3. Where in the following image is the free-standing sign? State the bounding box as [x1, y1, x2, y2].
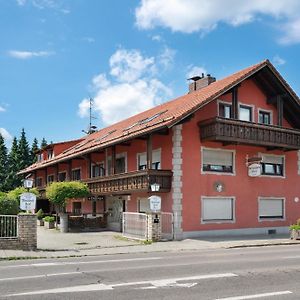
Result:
[20, 193, 37, 210]
[248, 163, 262, 177]
[148, 195, 161, 212]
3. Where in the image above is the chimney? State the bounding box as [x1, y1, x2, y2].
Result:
[188, 74, 216, 93]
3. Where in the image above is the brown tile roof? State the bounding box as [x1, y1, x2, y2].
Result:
[20, 59, 296, 174]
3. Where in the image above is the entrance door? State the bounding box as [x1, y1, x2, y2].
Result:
[106, 197, 124, 231]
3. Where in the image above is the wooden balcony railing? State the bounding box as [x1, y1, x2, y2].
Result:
[199, 117, 300, 150]
[82, 169, 173, 195]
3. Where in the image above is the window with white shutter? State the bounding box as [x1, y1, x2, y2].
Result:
[202, 197, 234, 223]
[258, 198, 284, 220]
[202, 148, 234, 174]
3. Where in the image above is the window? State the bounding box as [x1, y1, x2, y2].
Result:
[202, 197, 234, 222]
[219, 102, 232, 119]
[71, 169, 81, 181]
[72, 202, 82, 215]
[58, 172, 66, 182]
[47, 149, 54, 159]
[47, 175, 54, 184]
[36, 177, 43, 187]
[258, 198, 284, 220]
[259, 110, 271, 125]
[116, 157, 126, 174]
[239, 105, 252, 122]
[261, 154, 284, 177]
[91, 162, 105, 178]
[137, 149, 161, 170]
[139, 198, 151, 213]
[37, 153, 43, 162]
[202, 148, 234, 174]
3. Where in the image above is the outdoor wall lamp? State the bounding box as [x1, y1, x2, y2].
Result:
[150, 183, 160, 192]
[23, 178, 34, 189]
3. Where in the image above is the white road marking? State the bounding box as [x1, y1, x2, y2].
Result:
[283, 256, 300, 259]
[6, 273, 238, 296]
[215, 290, 293, 300]
[139, 282, 198, 289]
[0, 257, 162, 268]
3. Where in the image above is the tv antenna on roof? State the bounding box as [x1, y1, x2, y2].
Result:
[82, 97, 98, 135]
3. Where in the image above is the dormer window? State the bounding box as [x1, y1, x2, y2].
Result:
[47, 149, 54, 159]
[37, 153, 43, 162]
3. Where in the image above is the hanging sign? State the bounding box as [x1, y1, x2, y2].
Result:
[20, 193, 37, 210]
[248, 163, 262, 177]
[148, 195, 161, 212]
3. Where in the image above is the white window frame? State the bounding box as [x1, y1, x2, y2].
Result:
[201, 147, 236, 176]
[217, 99, 232, 118]
[58, 171, 67, 182]
[258, 197, 285, 221]
[136, 148, 162, 170]
[258, 108, 273, 125]
[201, 196, 236, 224]
[71, 168, 82, 181]
[90, 161, 105, 178]
[259, 153, 285, 178]
[238, 102, 254, 122]
[47, 174, 55, 184]
[106, 152, 128, 174]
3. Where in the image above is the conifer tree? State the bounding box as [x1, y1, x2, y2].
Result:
[30, 138, 39, 164]
[41, 137, 48, 149]
[6, 137, 21, 190]
[18, 128, 30, 171]
[0, 134, 8, 191]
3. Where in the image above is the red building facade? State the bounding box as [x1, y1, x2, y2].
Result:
[20, 60, 300, 238]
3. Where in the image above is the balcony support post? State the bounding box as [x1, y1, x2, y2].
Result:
[55, 164, 59, 182]
[44, 168, 48, 185]
[232, 87, 239, 119]
[85, 153, 91, 179]
[111, 146, 116, 175]
[277, 95, 283, 127]
[67, 160, 72, 181]
[146, 134, 153, 169]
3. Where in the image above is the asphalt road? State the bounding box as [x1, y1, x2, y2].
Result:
[1, 245, 300, 299]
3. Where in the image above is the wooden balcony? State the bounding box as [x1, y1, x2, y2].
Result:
[199, 117, 300, 150]
[83, 169, 173, 195]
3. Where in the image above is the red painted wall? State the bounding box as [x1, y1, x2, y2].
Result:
[181, 79, 299, 232]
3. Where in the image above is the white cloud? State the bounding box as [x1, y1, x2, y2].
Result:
[16, 0, 26, 5]
[151, 35, 162, 42]
[0, 106, 6, 112]
[8, 50, 55, 59]
[0, 128, 12, 141]
[273, 55, 286, 66]
[16, 0, 70, 14]
[109, 49, 155, 83]
[186, 65, 207, 78]
[158, 47, 176, 70]
[135, 0, 300, 43]
[78, 48, 172, 126]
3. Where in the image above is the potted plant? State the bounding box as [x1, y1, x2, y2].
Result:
[43, 216, 55, 229]
[289, 218, 300, 240]
[36, 209, 44, 226]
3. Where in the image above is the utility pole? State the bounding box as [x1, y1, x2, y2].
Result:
[82, 98, 97, 134]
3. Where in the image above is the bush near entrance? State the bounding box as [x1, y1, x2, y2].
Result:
[46, 181, 89, 212]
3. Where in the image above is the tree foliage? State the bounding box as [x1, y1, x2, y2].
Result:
[30, 138, 39, 164]
[41, 137, 48, 149]
[0, 192, 18, 215]
[46, 181, 89, 212]
[0, 134, 8, 191]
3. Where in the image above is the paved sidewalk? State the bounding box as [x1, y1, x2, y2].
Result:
[1, 227, 300, 260]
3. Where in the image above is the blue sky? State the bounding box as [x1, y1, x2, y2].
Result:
[1, 0, 300, 147]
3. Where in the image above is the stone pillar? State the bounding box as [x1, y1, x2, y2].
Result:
[172, 125, 183, 240]
[146, 213, 162, 242]
[18, 214, 37, 251]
